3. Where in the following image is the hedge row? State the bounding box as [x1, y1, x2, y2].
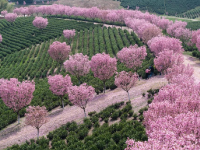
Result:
[0, 17, 99, 58]
[7, 102, 148, 150]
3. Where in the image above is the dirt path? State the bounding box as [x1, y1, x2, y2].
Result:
[1, 54, 199, 149]
[183, 54, 200, 83]
[0, 76, 167, 149]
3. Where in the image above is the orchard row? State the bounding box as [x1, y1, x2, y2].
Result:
[0, 27, 145, 81]
[0, 17, 98, 58]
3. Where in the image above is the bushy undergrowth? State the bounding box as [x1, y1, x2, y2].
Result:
[0, 17, 155, 131]
[7, 102, 148, 150]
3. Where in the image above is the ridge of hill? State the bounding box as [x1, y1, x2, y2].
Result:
[117, 0, 200, 16]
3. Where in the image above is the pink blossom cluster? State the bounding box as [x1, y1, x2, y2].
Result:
[191, 29, 200, 51]
[90, 53, 117, 82]
[68, 83, 95, 117]
[154, 49, 184, 73]
[0, 34, 2, 43]
[0, 78, 35, 113]
[48, 74, 72, 96]
[25, 105, 49, 138]
[11, 4, 198, 45]
[5, 13, 17, 23]
[126, 49, 200, 148]
[1, 10, 7, 16]
[114, 71, 138, 93]
[147, 36, 183, 56]
[32, 16, 48, 29]
[63, 29, 76, 39]
[117, 44, 147, 71]
[48, 41, 71, 64]
[165, 64, 194, 83]
[63, 53, 90, 80]
[25, 105, 49, 129]
[125, 18, 162, 43]
[10, 5, 170, 31]
[167, 21, 187, 36]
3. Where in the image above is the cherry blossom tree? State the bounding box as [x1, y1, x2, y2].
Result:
[167, 21, 187, 37]
[25, 106, 49, 139]
[117, 44, 147, 72]
[68, 83, 95, 117]
[147, 36, 184, 56]
[142, 25, 162, 43]
[196, 35, 200, 51]
[115, 71, 138, 101]
[63, 29, 76, 39]
[48, 41, 71, 70]
[0, 78, 35, 124]
[106, 11, 119, 23]
[5, 13, 17, 23]
[1, 10, 7, 17]
[48, 74, 72, 108]
[0, 34, 2, 43]
[191, 29, 200, 45]
[32, 17, 48, 29]
[90, 53, 117, 93]
[63, 53, 90, 84]
[154, 49, 184, 74]
[165, 64, 194, 83]
[23, 1, 26, 5]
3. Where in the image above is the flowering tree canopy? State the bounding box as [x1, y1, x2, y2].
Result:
[63, 53, 90, 83]
[154, 49, 184, 74]
[68, 83, 95, 117]
[48, 41, 71, 65]
[115, 71, 138, 101]
[48, 74, 72, 108]
[63, 29, 76, 39]
[90, 53, 117, 93]
[0, 78, 35, 124]
[0, 34, 2, 43]
[117, 44, 147, 71]
[1, 10, 7, 16]
[25, 106, 49, 139]
[147, 36, 183, 56]
[32, 17, 48, 29]
[165, 64, 194, 83]
[5, 13, 17, 23]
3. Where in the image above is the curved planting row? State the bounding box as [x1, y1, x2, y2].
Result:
[0, 17, 98, 58]
[7, 102, 148, 150]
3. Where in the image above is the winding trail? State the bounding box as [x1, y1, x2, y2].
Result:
[1, 54, 200, 149]
[0, 76, 167, 149]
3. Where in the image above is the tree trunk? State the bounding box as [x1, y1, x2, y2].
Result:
[103, 81, 106, 93]
[60, 96, 64, 109]
[17, 112, 20, 124]
[37, 128, 39, 139]
[83, 108, 87, 118]
[60, 63, 62, 72]
[127, 91, 130, 102]
[78, 77, 80, 85]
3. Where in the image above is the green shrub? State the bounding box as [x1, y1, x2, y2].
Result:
[133, 113, 138, 120]
[120, 113, 128, 120]
[91, 116, 99, 124]
[139, 115, 144, 122]
[128, 110, 134, 117]
[88, 111, 96, 117]
[94, 122, 100, 128]
[111, 111, 120, 120]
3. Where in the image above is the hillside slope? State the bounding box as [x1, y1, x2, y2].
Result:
[119, 0, 200, 16]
